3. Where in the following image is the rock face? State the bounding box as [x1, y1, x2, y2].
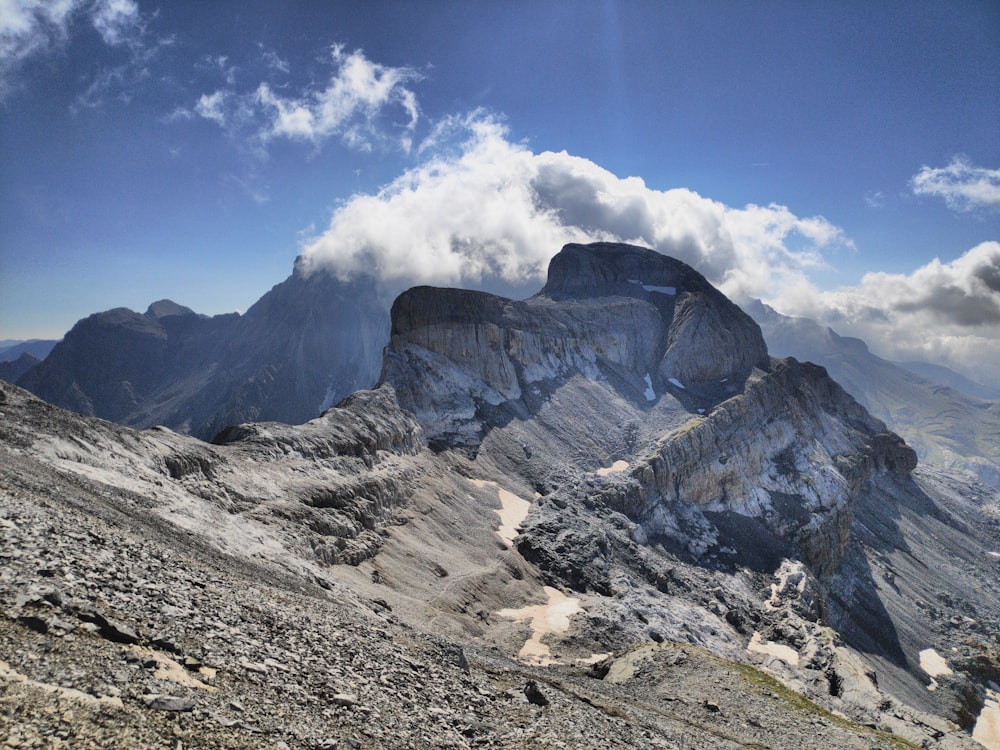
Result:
[560, 358, 916, 580]
[16, 261, 388, 440]
[382, 242, 769, 450]
[384, 242, 914, 582]
[746, 299, 1000, 491]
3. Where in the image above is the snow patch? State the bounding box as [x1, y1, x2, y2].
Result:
[667, 377, 685, 390]
[919, 648, 953, 679]
[974, 683, 1000, 749]
[643, 373, 656, 401]
[498, 587, 582, 666]
[747, 632, 800, 666]
[469, 479, 531, 547]
[628, 279, 676, 295]
[596, 460, 629, 477]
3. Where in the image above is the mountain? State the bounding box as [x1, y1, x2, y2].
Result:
[893, 360, 1000, 402]
[0, 351, 40, 382]
[2, 242, 998, 748]
[746, 300, 1000, 492]
[0, 338, 58, 362]
[15, 260, 387, 440]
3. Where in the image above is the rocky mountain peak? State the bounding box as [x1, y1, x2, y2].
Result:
[382, 242, 770, 449]
[145, 299, 197, 320]
[539, 241, 710, 300]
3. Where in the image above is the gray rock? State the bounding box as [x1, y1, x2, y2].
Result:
[143, 694, 196, 712]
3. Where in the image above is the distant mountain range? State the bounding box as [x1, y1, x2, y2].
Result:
[14, 260, 387, 440]
[7, 256, 998, 498]
[745, 300, 1000, 490]
[0, 338, 58, 362]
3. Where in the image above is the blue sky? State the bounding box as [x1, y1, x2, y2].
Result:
[1, 1, 998, 383]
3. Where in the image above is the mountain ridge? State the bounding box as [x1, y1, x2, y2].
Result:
[16, 264, 387, 440]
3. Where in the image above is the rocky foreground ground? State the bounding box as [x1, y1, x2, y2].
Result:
[2, 413, 927, 750]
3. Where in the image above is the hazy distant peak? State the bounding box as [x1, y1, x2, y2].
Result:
[145, 300, 197, 319]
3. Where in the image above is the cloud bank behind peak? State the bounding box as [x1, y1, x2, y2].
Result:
[299, 112, 1000, 389]
[299, 112, 847, 303]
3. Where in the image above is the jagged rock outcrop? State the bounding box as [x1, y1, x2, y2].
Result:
[17, 261, 388, 440]
[746, 299, 1000, 491]
[381, 242, 770, 450]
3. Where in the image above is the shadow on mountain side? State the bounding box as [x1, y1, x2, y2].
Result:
[703, 511, 797, 574]
[828, 540, 908, 668]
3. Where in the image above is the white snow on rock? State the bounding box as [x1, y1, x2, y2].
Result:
[469, 479, 531, 547]
[747, 632, 800, 666]
[628, 280, 676, 295]
[973, 682, 1000, 749]
[919, 648, 953, 689]
[667, 377, 685, 390]
[498, 586, 582, 666]
[643, 373, 656, 401]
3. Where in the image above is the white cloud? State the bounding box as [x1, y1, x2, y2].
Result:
[300, 110, 999, 387]
[194, 43, 421, 154]
[911, 156, 1000, 212]
[0, 0, 155, 105]
[782, 242, 1000, 388]
[864, 191, 885, 209]
[194, 90, 227, 125]
[0, 0, 81, 98]
[299, 111, 850, 304]
[91, 0, 141, 47]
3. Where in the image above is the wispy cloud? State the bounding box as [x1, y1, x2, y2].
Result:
[91, 0, 143, 48]
[191, 43, 421, 155]
[0, 0, 160, 107]
[911, 156, 1000, 212]
[194, 90, 227, 125]
[0, 0, 81, 100]
[864, 190, 885, 209]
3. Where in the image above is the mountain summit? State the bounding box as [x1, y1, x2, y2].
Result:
[16, 262, 387, 439]
[382, 242, 769, 450]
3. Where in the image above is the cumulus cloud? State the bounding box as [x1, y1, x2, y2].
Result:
[911, 156, 1000, 212]
[299, 111, 999, 386]
[194, 43, 421, 154]
[784, 242, 1000, 388]
[299, 111, 849, 303]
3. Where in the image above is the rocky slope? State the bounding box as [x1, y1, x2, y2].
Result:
[3, 242, 999, 748]
[746, 300, 1000, 491]
[16, 261, 387, 440]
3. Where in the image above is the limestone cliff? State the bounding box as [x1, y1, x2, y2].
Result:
[381, 242, 770, 450]
[383, 241, 916, 586]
